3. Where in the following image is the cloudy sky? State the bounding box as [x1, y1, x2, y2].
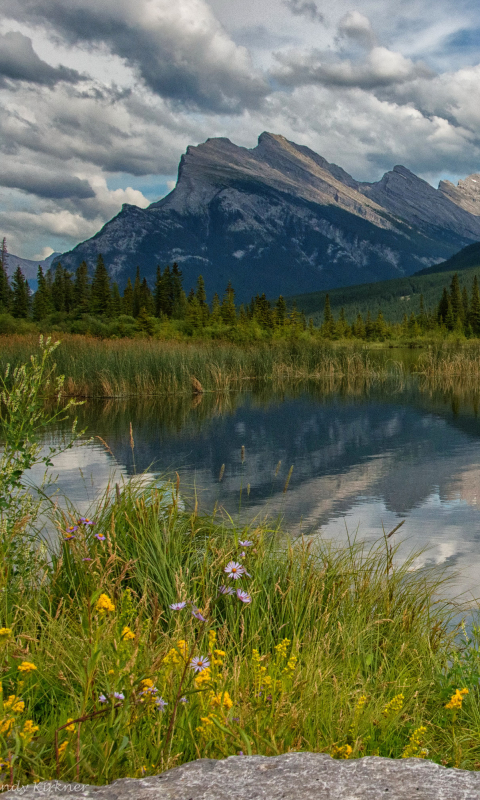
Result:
[2, 0, 480, 259]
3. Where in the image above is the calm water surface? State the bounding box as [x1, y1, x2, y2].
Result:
[39, 378, 480, 598]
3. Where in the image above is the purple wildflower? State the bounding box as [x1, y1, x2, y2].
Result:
[191, 607, 206, 622]
[113, 692, 125, 701]
[94, 533, 106, 542]
[169, 601, 187, 610]
[180, 696, 188, 704]
[79, 518, 95, 526]
[190, 656, 210, 673]
[98, 694, 107, 704]
[65, 525, 78, 534]
[155, 697, 168, 711]
[224, 561, 245, 579]
[236, 589, 252, 604]
[63, 534, 76, 541]
[239, 551, 246, 558]
[218, 585, 235, 596]
[239, 540, 253, 547]
[232, 717, 240, 722]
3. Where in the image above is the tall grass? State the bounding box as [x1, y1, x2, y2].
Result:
[2, 340, 480, 786]
[3, 476, 480, 785]
[0, 335, 404, 397]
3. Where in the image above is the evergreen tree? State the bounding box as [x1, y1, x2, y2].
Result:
[32, 266, 52, 321]
[123, 278, 134, 316]
[221, 281, 236, 325]
[139, 277, 154, 315]
[444, 298, 455, 331]
[335, 307, 349, 338]
[438, 287, 449, 323]
[365, 310, 375, 339]
[171, 263, 185, 317]
[11, 266, 30, 318]
[353, 313, 365, 339]
[470, 276, 480, 335]
[418, 294, 426, 330]
[74, 261, 90, 314]
[64, 269, 74, 313]
[275, 295, 287, 327]
[132, 267, 141, 317]
[51, 262, 66, 312]
[210, 292, 221, 323]
[195, 275, 209, 324]
[450, 273, 462, 322]
[91, 254, 111, 316]
[0, 237, 11, 312]
[111, 282, 122, 318]
[462, 285, 469, 322]
[322, 293, 335, 337]
[136, 306, 155, 336]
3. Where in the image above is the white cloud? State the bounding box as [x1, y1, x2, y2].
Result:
[338, 11, 377, 49]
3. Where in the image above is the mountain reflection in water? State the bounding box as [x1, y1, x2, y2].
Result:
[40, 379, 480, 598]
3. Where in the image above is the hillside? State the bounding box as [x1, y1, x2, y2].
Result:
[291, 264, 480, 325]
[53, 133, 480, 302]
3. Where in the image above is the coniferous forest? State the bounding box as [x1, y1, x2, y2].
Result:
[2, 239, 480, 342]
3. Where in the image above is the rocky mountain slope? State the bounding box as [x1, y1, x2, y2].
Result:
[54, 133, 480, 300]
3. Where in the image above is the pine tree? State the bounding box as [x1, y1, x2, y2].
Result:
[132, 266, 141, 317]
[322, 293, 334, 337]
[450, 273, 462, 322]
[11, 266, 30, 318]
[0, 237, 11, 312]
[275, 295, 287, 327]
[91, 254, 111, 316]
[438, 287, 449, 323]
[32, 266, 52, 321]
[139, 277, 154, 315]
[111, 282, 122, 317]
[462, 285, 469, 322]
[365, 310, 375, 339]
[470, 276, 480, 335]
[123, 278, 134, 316]
[51, 262, 66, 312]
[74, 261, 90, 314]
[64, 269, 74, 313]
[171, 263, 185, 317]
[210, 292, 221, 323]
[195, 275, 209, 324]
[353, 313, 365, 339]
[221, 281, 236, 325]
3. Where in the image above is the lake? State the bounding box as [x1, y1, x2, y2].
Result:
[36, 374, 480, 600]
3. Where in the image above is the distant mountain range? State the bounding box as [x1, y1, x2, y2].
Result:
[5, 251, 61, 287]
[44, 131, 480, 300]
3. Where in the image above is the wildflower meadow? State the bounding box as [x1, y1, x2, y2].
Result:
[1, 338, 480, 785]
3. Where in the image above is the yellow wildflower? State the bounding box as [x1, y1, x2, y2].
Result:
[283, 654, 298, 674]
[0, 718, 14, 735]
[194, 667, 212, 687]
[445, 688, 468, 710]
[65, 718, 75, 733]
[121, 626, 135, 641]
[208, 630, 217, 647]
[275, 639, 291, 660]
[17, 661, 37, 673]
[141, 679, 154, 690]
[4, 695, 24, 714]
[263, 674, 273, 687]
[163, 648, 181, 666]
[107, 669, 115, 676]
[96, 594, 115, 613]
[382, 694, 404, 717]
[214, 649, 226, 657]
[0, 629, 12, 639]
[355, 694, 368, 713]
[209, 690, 233, 710]
[57, 741, 68, 759]
[20, 719, 39, 742]
[176, 640, 188, 659]
[402, 726, 428, 758]
[332, 744, 352, 759]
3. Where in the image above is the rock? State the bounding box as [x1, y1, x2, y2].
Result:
[53, 133, 480, 302]
[7, 753, 480, 800]
[191, 376, 204, 394]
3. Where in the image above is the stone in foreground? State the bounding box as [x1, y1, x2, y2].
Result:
[8, 753, 480, 800]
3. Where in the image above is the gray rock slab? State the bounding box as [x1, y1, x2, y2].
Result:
[7, 753, 480, 800]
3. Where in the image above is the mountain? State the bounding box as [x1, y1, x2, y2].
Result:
[54, 133, 480, 301]
[5, 251, 60, 285]
[415, 240, 480, 276]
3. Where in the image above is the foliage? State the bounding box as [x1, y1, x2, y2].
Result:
[0, 342, 480, 785]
